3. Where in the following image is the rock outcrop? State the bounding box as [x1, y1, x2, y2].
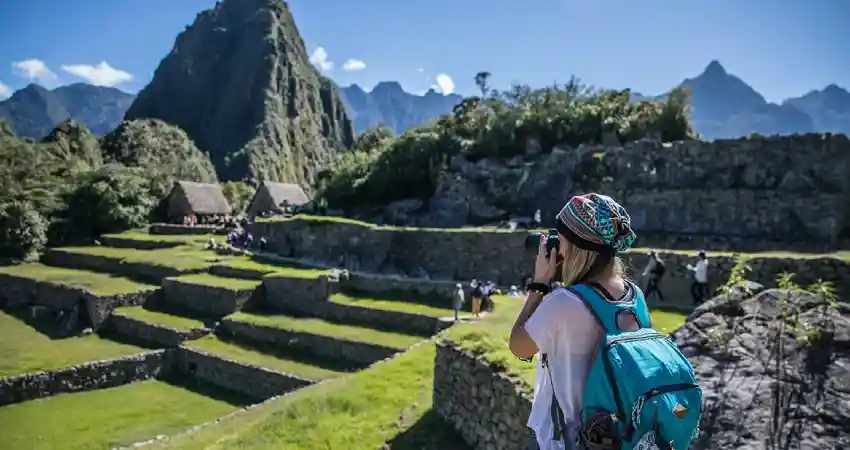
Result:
[673, 284, 850, 449]
[124, 0, 354, 185]
[411, 133, 850, 251]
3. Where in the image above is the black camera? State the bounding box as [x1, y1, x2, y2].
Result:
[525, 229, 560, 257]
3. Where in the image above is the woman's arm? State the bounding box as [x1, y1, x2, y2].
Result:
[509, 291, 545, 358]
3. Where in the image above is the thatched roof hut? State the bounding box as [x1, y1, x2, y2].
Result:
[246, 181, 310, 217]
[167, 181, 232, 218]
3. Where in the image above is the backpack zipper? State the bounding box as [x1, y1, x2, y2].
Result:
[627, 383, 701, 440]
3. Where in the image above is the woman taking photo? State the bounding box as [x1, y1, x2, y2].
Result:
[509, 193, 701, 450]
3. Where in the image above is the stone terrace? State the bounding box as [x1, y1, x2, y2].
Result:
[0, 228, 466, 447]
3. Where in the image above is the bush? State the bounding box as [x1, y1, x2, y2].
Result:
[318, 76, 694, 209]
[63, 165, 157, 237]
[0, 201, 49, 260]
[222, 180, 255, 214]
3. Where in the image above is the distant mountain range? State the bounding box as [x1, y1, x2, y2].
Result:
[1, 60, 848, 141]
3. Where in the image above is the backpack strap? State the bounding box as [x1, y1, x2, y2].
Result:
[568, 282, 651, 334]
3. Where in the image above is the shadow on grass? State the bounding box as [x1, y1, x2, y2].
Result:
[383, 409, 471, 450]
[163, 375, 257, 408]
[213, 332, 365, 374]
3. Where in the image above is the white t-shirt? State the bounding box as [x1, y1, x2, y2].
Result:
[693, 259, 708, 283]
[523, 288, 603, 450]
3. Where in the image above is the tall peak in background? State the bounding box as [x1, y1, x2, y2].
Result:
[124, 0, 354, 185]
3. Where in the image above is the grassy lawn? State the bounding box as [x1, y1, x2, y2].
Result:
[114, 306, 206, 331]
[145, 341, 469, 450]
[330, 293, 455, 318]
[227, 312, 423, 350]
[0, 263, 157, 296]
[219, 258, 328, 279]
[187, 335, 350, 381]
[0, 311, 146, 377]
[443, 295, 689, 386]
[169, 273, 261, 290]
[258, 214, 504, 233]
[55, 245, 224, 271]
[101, 231, 213, 245]
[0, 379, 245, 450]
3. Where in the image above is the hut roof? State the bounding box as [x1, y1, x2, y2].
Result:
[174, 181, 232, 215]
[262, 181, 310, 206]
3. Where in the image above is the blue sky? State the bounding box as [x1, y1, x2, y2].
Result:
[0, 0, 847, 102]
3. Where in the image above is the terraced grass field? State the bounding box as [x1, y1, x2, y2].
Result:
[115, 306, 206, 331]
[0, 263, 157, 296]
[228, 312, 424, 350]
[0, 380, 249, 450]
[169, 273, 261, 290]
[0, 311, 146, 377]
[330, 293, 455, 318]
[187, 335, 352, 381]
[144, 342, 469, 450]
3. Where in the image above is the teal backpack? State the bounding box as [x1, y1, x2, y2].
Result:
[543, 283, 702, 450]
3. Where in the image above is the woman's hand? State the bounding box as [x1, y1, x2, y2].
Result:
[533, 235, 558, 283]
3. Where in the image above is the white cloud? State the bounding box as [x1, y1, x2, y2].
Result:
[0, 81, 11, 99]
[415, 68, 425, 73]
[342, 59, 366, 71]
[309, 47, 333, 72]
[433, 73, 455, 94]
[60, 61, 133, 87]
[11, 59, 57, 84]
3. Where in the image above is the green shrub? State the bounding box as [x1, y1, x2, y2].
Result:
[318, 75, 694, 209]
[222, 181, 255, 215]
[0, 201, 49, 260]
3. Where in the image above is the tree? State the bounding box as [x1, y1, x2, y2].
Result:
[353, 125, 395, 151]
[63, 165, 156, 237]
[0, 201, 49, 260]
[474, 71, 492, 98]
[222, 181, 255, 215]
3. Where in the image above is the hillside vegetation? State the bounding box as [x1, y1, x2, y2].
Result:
[317, 74, 692, 209]
[0, 118, 216, 260]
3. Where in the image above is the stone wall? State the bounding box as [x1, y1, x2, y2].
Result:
[425, 133, 850, 250]
[101, 313, 209, 347]
[337, 272, 464, 305]
[218, 319, 398, 366]
[162, 278, 257, 317]
[149, 224, 221, 236]
[100, 236, 181, 250]
[248, 219, 850, 302]
[42, 249, 198, 282]
[0, 351, 165, 406]
[262, 275, 329, 312]
[170, 347, 312, 401]
[0, 273, 155, 329]
[433, 341, 532, 450]
[209, 265, 269, 280]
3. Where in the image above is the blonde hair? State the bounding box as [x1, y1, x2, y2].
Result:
[559, 238, 626, 286]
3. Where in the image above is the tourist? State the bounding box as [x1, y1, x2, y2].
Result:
[208, 237, 216, 249]
[507, 193, 701, 450]
[452, 283, 465, 322]
[259, 237, 267, 251]
[483, 281, 496, 312]
[687, 250, 710, 305]
[641, 250, 666, 303]
[532, 208, 542, 228]
[470, 278, 483, 320]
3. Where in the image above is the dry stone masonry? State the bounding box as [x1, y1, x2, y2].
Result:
[434, 341, 532, 450]
[42, 249, 199, 281]
[162, 277, 257, 317]
[249, 219, 850, 306]
[102, 313, 209, 347]
[0, 351, 166, 406]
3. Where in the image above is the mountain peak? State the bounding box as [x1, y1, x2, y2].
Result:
[372, 81, 404, 94]
[703, 60, 727, 77]
[124, 0, 354, 183]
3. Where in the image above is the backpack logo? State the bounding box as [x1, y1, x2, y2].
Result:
[673, 403, 688, 419]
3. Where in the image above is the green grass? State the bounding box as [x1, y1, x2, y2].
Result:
[443, 295, 689, 386]
[258, 213, 504, 233]
[186, 335, 350, 381]
[0, 311, 146, 377]
[169, 273, 261, 290]
[0, 379, 245, 450]
[219, 258, 328, 279]
[144, 341, 468, 450]
[101, 231, 213, 245]
[115, 306, 206, 331]
[55, 245, 224, 271]
[0, 263, 157, 296]
[330, 293, 455, 318]
[228, 312, 423, 350]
